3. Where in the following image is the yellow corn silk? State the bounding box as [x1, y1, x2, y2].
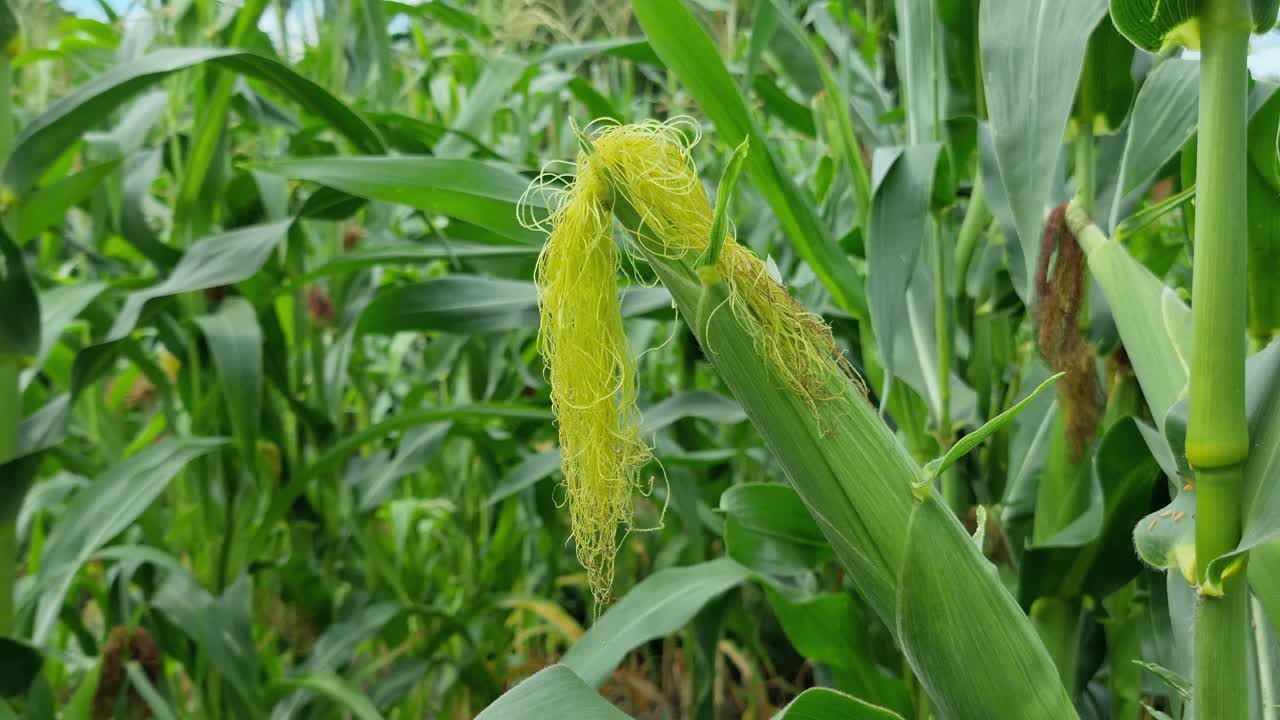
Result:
[521, 119, 849, 605]
[587, 121, 853, 410]
[523, 147, 650, 607]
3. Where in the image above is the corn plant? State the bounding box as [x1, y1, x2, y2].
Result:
[1, 0, 1279, 719]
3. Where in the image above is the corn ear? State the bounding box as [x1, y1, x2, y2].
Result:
[527, 121, 1076, 718]
[621, 199, 1076, 719]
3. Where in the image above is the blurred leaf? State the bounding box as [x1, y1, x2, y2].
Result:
[641, 391, 745, 430]
[1248, 89, 1280, 340]
[0, 0, 17, 50]
[300, 603, 401, 674]
[536, 37, 658, 65]
[485, 448, 559, 509]
[124, 661, 177, 720]
[357, 277, 539, 334]
[981, 0, 1107, 297]
[353, 423, 450, 512]
[1022, 418, 1161, 601]
[271, 673, 384, 720]
[773, 687, 905, 720]
[108, 221, 292, 342]
[562, 558, 751, 688]
[385, 0, 491, 39]
[4, 47, 383, 196]
[26, 282, 105, 379]
[475, 665, 632, 720]
[357, 277, 668, 335]
[30, 437, 225, 644]
[0, 637, 41, 698]
[0, 225, 40, 358]
[305, 243, 539, 281]
[195, 297, 262, 464]
[257, 156, 541, 245]
[153, 571, 261, 711]
[632, 0, 868, 319]
[16, 158, 121, 243]
[1250, 538, 1280, 634]
[434, 56, 525, 158]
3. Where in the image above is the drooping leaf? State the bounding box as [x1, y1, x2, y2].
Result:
[256, 156, 542, 245]
[4, 47, 383, 196]
[270, 674, 385, 720]
[561, 558, 752, 688]
[774, 687, 906, 720]
[108, 221, 292, 342]
[475, 665, 632, 720]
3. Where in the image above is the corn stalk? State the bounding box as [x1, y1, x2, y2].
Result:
[1186, 1, 1253, 715]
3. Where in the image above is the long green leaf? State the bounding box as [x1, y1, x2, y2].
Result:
[4, 47, 383, 196]
[476, 665, 633, 720]
[981, 0, 1108, 297]
[256, 156, 542, 245]
[561, 558, 752, 688]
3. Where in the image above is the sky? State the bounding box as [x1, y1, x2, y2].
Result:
[50, 0, 1280, 81]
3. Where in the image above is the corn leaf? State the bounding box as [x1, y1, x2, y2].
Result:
[475, 665, 633, 720]
[561, 558, 752, 688]
[4, 48, 384, 197]
[981, 0, 1108, 298]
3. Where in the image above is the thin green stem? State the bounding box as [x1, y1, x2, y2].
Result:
[954, 171, 990, 289]
[930, 220, 961, 512]
[1188, 2, 1253, 715]
[1255, 596, 1279, 720]
[1076, 48, 1096, 215]
[0, 357, 18, 636]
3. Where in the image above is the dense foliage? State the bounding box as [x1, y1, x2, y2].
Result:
[1, 1, 1280, 719]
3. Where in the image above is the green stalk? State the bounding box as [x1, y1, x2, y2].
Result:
[0, 357, 16, 636]
[1187, 1, 1252, 716]
[1075, 49, 1096, 216]
[0, 45, 15, 637]
[953, 171, 990, 287]
[931, 220, 961, 513]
